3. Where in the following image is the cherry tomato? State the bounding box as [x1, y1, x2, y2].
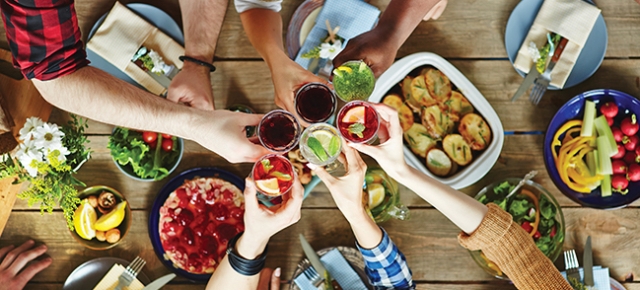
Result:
[149, 140, 157, 149]
[162, 133, 172, 139]
[550, 225, 557, 238]
[533, 231, 542, 239]
[599, 102, 619, 118]
[521, 221, 533, 233]
[161, 138, 174, 152]
[142, 131, 157, 144]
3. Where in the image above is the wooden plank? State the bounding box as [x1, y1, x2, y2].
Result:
[4, 208, 640, 284]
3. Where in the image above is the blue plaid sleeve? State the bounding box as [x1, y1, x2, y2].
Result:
[356, 227, 415, 290]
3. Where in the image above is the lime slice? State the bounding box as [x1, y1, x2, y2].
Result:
[367, 183, 386, 208]
[359, 61, 368, 72]
[270, 171, 292, 181]
[256, 178, 280, 195]
[332, 69, 343, 78]
[261, 159, 273, 172]
[337, 66, 353, 74]
[307, 136, 328, 162]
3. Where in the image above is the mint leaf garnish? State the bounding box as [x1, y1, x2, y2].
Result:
[348, 123, 365, 138]
[328, 136, 340, 156]
[307, 136, 328, 162]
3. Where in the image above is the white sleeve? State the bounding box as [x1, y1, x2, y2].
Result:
[234, 0, 283, 13]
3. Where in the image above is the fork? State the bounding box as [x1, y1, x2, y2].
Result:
[529, 37, 568, 105]
[300, 260, 323, 287]
[563, 249, 581, 282]
[114, 256, 146, 290]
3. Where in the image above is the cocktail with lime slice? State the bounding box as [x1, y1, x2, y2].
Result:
[336, 100, 380, 144]
[252, 154, 295, 198]
[332, 60, 375, 102]
[300, 123, 342, 168]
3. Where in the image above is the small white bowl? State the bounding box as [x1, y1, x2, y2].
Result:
[368, 52, 504, 189]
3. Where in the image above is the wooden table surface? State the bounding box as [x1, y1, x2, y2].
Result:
[1, 0, 640, 289]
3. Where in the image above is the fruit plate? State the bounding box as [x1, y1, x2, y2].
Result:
[368, 52, 505, 190]
[149, 167, 245, 282]
[543, 89, 640, 209]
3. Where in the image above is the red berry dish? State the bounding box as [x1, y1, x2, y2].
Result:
[159, 177, 244, 274]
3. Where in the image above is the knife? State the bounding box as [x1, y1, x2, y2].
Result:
[299, 234, 341, 290]
[141, 273, 176, 290]
[511, 66, 540, 102]
[583, 236, 594, 286]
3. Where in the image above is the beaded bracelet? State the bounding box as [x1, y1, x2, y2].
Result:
[226, 232, 267, 276]
[179, 55, 216, 72]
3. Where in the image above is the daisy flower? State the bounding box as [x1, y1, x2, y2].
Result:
[33, 123, 65, 150]
[319, 40, 343, 60]
[15, 140, 43, 177]
[19, 117, 44, 141]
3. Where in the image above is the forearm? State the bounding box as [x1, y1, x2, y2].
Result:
[376, 0, 442, 50]
[239, 9, 289, 67]
[206, 233, 268, 290]
[32, 66, 206, 139]
[345, 209, 383, 249]
[179, 0, 228, 62]
[393, 165, 487, 234]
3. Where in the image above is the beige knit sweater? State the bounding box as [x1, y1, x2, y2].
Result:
[458, 203, 573, 290]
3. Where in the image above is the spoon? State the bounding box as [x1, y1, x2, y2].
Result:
[505, 170, 538, 199]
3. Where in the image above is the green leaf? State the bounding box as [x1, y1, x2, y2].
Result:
[348, 123, 365, 138]
[307, 136, 328, 162]
[261, 159, 273, 172]
[327, 136, 340, 156]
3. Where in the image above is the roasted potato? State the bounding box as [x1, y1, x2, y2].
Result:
[403, 123, 437, 158]
[443, 134, 473, 166]
[441, 91, 474, 121]
[421, 105, 455, 139]
[411, 75, 438, 108]
[398, 104, 415, 132]
[459, 113, 492, 150]
[449, 161, 459, 176]
[426, 148, 452, 177]
[382, 94, 404, 110]
[424, 68, 452, 103]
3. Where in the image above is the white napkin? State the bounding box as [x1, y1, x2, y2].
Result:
[294, 248, 367, 290]
[561, 266, 611, 290]
[93, 264, 144, 290]
[513, 0, 601, 88]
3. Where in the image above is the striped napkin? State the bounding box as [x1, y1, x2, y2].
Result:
[93, 264, 144, 290]
[294, 248, 367, 290]
[561, 266, 611, 290]
[294, 0, 380, 70]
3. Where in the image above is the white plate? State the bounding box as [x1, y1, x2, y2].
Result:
[369, 52, 504, 189]
[63, 257, 150, 290]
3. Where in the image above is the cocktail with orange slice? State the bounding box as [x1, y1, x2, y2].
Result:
[336, 101, 380, 143]
[252, 154, 295, 197]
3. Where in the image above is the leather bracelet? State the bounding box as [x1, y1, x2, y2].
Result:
[226, 232, 267, 276]
[179, 55, 216, 72]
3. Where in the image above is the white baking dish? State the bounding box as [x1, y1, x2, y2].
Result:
[368, 52, 504, 190]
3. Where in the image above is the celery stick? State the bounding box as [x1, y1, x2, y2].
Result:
[581, 101, 596, 137]
[586, 151, 597, 176]
[601, 174, 612, 197]
[596, 136, 613, 175]
[594, 115, 617, 157]
[589, 124, 597, 147]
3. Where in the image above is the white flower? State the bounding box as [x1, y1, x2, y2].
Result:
[319, 40, 343, 60]
[32, 123, 64, 150]
[528, 41, 541, 63]
[15, 140, 43, 177]
[19, 117, 44, 141]
[45, 147, 70, 164]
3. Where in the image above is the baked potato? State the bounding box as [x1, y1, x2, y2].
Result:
[441, 91, 474, 121]
[382, 94, 404, 110]
[383, 94, 415, 131]
[459, 113, 491, 151]
[443, 134, 473, 166]
[424, 68, 452, 103]
[401, 76, 421, 112]
[411, 75, 438, 108]
[426, 148, 452, 177]
[403, 123, 437, 158]
[421, 105, 455, 139]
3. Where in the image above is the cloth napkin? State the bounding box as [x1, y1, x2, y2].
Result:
[561, 266, 611, 290]
[513, 0, 601, 88]
[86, 2, 184, 96]
[294, 248, 368, 290]
[294, 0, 380, 71]
[93, 264, 144, 290]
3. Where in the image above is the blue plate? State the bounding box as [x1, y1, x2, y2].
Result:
[543, 89, 640, 209]
[505, 0, 607, 89]
[86, 3, 184, 90]
[149, 167, 245, 282]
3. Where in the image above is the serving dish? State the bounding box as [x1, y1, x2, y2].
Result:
[544, 89, 640, 209]
[286, 0, 324, 59]
[369, 52, 504, 189]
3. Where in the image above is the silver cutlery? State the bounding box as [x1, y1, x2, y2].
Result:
[511, 66, 540, 102]
[583, 236, 594, 286]
[564, 249, 581, 282]
[115, 256, 146, 290]
[141, 273, 176, 290]
[300, 260, 323, 287]
[505, 170, 538, 199]
[529, 37, 568, 105]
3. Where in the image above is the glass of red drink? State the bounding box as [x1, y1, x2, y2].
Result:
[257, 110, 301, 153]
[295, 82, 337, 124]
[252, 154, 295, 198]
[336, 101, 380, 144]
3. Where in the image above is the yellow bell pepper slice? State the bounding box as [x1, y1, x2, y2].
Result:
[552, 120, 583, 161]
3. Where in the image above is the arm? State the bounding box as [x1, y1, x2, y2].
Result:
[168, 0, 229, 110]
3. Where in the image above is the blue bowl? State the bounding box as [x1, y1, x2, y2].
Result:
[148, 167, 245, 282]
[544, 89, 640, 209]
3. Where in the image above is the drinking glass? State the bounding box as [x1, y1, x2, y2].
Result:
[294, 82, 337, 124]
[300, 123, 343, 170]
[332, 60, 375, 102]
[336, 100, 380, 144]
[251, 154, 296, 201]
[257, 110, 301, 153]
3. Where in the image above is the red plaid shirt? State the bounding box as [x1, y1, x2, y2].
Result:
[1, 0, 88, 80]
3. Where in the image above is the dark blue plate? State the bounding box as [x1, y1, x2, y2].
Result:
[149, 167, 245, 282]
[544, 89, 640, 209]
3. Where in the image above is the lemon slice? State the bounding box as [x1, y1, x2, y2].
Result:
[74, 200, 97, 240]
[95, 201, 127, 231]
[341, 106, 365, 123]
[336, 66, 353, 74]
[256, 178, 281, 196]
[367, 183, 386, 208]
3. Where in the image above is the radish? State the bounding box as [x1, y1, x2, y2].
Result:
[624, 152, 639, 164]
[628, 164, 640, 182]
[621, 114, 639, 136]
[612, 143, 626, 159]
[612, 174, 629, 191]
[612, 127, 624, 142]
[636, 146, 640, 157]
[600, 102, 619, 118]
[612, 160, 628, 174]
[606, 117, 614, 126]
[624, 135, 639, 151]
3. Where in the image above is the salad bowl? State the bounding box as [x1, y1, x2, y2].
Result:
[469, 178, 565, 280]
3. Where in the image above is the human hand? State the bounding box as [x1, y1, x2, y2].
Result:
[309, 141, 368, 222]
[257, 267, 281, 290]
[348, 104, 409, 180]
[0, 240, 52, 290]
[333, 28, 399, 78]
[237, 178, 304, 258]
[167, 62, 214, 110]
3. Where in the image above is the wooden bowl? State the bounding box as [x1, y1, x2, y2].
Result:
[69, 185, 132, 250]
